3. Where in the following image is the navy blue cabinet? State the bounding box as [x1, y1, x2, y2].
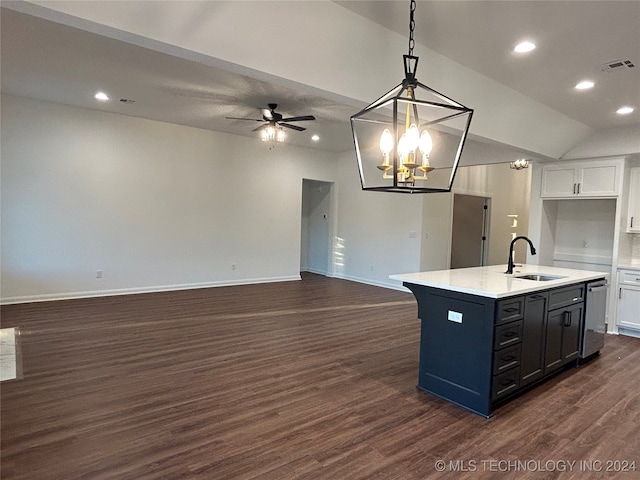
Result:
[404, 281, 592, 417]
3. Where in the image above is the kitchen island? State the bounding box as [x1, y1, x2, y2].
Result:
[390, 265, 608, 417]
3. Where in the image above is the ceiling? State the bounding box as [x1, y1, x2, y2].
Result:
[337, 0, 640, 131]
[0, 7, 357, 153]
[1, 1, 639, 157]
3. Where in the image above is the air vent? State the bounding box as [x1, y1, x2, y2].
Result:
[601, 59, 635, 73]
[119, 98, 135, 104]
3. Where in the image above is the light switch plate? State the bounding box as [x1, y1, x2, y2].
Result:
[448, 310, 463, 323]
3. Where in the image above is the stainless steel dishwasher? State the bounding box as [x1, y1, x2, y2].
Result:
[581, 279, 609, 358]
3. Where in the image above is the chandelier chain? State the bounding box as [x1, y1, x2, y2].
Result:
[408, 0, 416, 56]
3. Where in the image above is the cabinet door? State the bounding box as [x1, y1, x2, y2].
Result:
[627, 168, 640, 233]
[578, 163, 621, 197]
[545, 309, 565, 372]
[561, 304, 583, 362]
[520, 293, 547, 387]
[545, 303, 583, 372]
[617, 286, 640, 330]
[541, 166, 577, 198]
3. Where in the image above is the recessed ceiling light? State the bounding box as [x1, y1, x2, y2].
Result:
[311, 134, 320, 141]
[575, 80, 595, 90]
[94, 91, 109, 101]
[616, 106, 634, 115]
[514, 41, 536, 53]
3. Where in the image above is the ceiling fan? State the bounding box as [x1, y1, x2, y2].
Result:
[225, 103, 315, 140]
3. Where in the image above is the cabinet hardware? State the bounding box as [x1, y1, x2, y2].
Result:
[572, 297, 582, 302]
[563, 311, 572, 327]
[589, 285, 609, 293]
[498, 361, 518, 371]
[504, 307, 519, 313]
[577, 183, 581, 194]
[619, 288, 623, 299]
[573, 183, 577, 194]
[632, 217, 634, 228]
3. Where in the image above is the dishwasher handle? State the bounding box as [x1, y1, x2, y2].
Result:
[589, 285, 609, 293]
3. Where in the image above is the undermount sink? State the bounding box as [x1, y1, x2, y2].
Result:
[514, 274, 567, 282]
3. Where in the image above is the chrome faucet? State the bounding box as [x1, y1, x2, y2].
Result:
[505, 236, 537, 274]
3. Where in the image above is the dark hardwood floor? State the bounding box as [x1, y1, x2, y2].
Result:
[1, 273, 639, 479]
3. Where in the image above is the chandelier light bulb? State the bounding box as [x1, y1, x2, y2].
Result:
[277, 129, 285, 142]
[419, 130, 433, 157]
[397, 133, 409, 159]
[406, 124, 420, 152]
[379, 129, 393, 155]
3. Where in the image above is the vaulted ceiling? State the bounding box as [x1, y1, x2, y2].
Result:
[2, 1, 638, 161]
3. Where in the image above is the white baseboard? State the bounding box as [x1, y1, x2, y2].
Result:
[617, 327, 640, 339]
[331, 273, 409, 292]
[302, 267, 331, 276]
[0, 275, 302, 305]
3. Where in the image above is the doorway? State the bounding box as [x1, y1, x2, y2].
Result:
[450, 194, 490, 269]
[300, 179, 334, 276]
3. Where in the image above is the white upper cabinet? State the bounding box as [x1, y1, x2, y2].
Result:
[627, 167, 640, 233]
[541, 158, 623, 198]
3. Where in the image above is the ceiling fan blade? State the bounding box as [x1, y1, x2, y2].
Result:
[280, 115, 315, 122]
[252, 124, 268, 132]
[225, 117, 263, 121]
[280, 123, 306, 131]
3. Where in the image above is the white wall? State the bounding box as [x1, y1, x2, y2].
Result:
[453, 163, 532, 266]
[334, 150, 423, 290]
[1, 95, 539, 302]
[1, 94, 338, 302]
[562, 125, 640, 160]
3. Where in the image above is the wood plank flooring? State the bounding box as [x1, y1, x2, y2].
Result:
[1, 273, 639, 479]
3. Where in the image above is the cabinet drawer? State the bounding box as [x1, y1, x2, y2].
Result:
[549, 285, 585, 310]
[493, 344, 521, 375]
[496, 297, 524, 324]
[494, 320, 523, 350]
[492, 367, 521, 400]
[620, 271, 640, 286]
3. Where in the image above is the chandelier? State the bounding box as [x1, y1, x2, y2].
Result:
[510, 159, 530, 170]
[350, 0, 473, 193]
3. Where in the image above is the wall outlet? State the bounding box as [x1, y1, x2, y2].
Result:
[96, 270, 103, 279]
[448, 310, 463, 323]
[231, 264, 237, 271]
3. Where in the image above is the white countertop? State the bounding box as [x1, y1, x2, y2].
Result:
[390, 264, 608, 299]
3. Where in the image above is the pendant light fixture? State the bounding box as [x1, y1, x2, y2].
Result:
[510, 159, 530, 170]
[350, 0, 473, 193]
